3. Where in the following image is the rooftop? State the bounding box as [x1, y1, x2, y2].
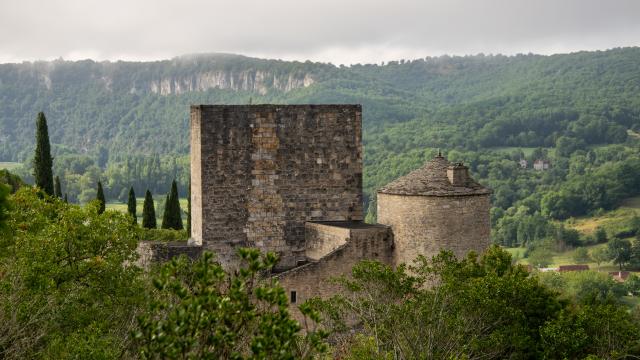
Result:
[378, 154, 491, 196]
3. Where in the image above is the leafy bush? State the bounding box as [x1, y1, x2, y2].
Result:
[310, 246, 640, 359]
[0, 187, 144, 359]
[538, 270, 627, 305]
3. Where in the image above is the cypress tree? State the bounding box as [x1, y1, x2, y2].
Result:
[96, 181, 106, 214]
[54, 176, 62, 198]
[186, 182, 191, 236]
[33, 112, 54, 195]
[161, 193, 170, 229]
[142, 190, 157, 229]
[64, 193, 68, 203]
[162, 180, 183, 230]
[127, 187, 137, 224]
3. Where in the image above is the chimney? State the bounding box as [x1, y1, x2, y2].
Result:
[447, 163, 469, 186]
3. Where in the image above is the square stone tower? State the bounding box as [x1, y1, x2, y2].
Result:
[190, 105, 363, 269]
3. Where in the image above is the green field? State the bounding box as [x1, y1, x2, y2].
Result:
[0, 162, 21, 170]
[564, 195, 640, 235]
[506, 195, 640, 271]
[506, 243, 633, 272]
[106, 197, 188, 226]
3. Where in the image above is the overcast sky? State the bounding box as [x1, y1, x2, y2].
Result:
[1, 0, 639, 65]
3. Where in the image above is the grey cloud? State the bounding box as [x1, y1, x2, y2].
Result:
[0, 0, 639, 64]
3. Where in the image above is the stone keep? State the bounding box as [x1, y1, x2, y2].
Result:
[190, 105, 363, 269]
[377, 154, 492, 266]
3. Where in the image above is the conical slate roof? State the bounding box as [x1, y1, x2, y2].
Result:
[378, 155, 491, 196]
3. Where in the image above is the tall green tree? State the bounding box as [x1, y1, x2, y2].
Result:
[96, 181, 106, 214]
[127, 187, 137, 224]
[631, 237, 640, 267]
[33, 112, 54, 195]
[54, 176, 62, 198]
[608, 238, 632, 270]
[142, 190, 156, 229]
[161, 180, 183, 230]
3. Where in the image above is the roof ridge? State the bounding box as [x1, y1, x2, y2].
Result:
[378, 155, 491, 196]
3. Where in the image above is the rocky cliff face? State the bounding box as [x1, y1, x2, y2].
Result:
[1, 55, 321, 96]
[147, 70, 315, 95]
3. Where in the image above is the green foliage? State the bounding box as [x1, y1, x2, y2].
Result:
[33, 112, 54, 196]
[340, 334, 392, 360]
[540, 304, 640, 359]
[0, 183, 9, 229]
[127, 186, 137, 224]
[0, 169, 25, 194]
[161, 180, 182, 231]
[572, 247, 592, 264]
[142, 189, 156, 229]
[54, 176, 62, 198]
[134, 249, 327, 359]
[96, 181, 106, 214]
[538, 271, 627, 305]
[595, 226, 608, 243]
[0, 187, 144, 358]
[591, 246, 610, 268]
[608, 237, 632, 270]
[312, 246, 640, 358]
[626, 274, 640, 296]
[528, 246, 554, 268]
[311, 246, 566, 358]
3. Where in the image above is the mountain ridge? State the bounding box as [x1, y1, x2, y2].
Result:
[1, 47, 639, 165]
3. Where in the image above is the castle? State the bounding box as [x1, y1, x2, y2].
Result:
[186, 104, 491, 308]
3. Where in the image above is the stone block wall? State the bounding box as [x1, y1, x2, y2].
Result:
[136, 241, 202, 269]
[277, 221, 393, 321]
[304, 222, 351, 261]
[377, 193, 490, 267]
[190, 105, 363, 270]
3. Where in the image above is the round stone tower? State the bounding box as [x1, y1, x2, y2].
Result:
[377, 154, 491, 266]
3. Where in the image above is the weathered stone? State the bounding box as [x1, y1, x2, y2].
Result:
[377, 155, 491, 266]
[136, 241, 202, 269]
[276, 221, 393, 321]
[190, 105, 363, 270]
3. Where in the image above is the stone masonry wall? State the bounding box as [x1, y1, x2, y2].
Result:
[190, 105, 363, 270]
[377, 193, 490, 267]
[304, 222, 350, 261]
[136, 241, 202, 269]
[277, 221, 393, 321]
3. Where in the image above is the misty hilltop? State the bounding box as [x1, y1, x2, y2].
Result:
[1, 47, 639, 163]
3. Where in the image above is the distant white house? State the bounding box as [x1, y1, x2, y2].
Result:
[519, 159, 528, 168]
[533, 159, 551, 171]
